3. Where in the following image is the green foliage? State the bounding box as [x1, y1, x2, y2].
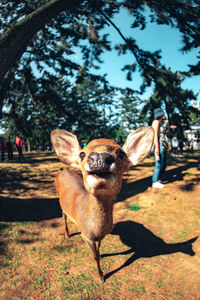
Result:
[190, 108, 200, 125]
[0, 0, 199, 143]
[119, 88, 148, 130]
[142, 66, 197, 134]
[1, 76, 123, 149]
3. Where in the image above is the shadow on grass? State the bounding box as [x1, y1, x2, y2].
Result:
[25, 156, 58, 165]
[0, 168, 30, 195]
[103, 220, 198, 281]
[0, 223, 11, 256]
[3, 151, 58, 165]
[6, 158, 58, 166]
[0, 166, 56, 197]
[116, 156, 200, 202]
[0, 196, 62, 222]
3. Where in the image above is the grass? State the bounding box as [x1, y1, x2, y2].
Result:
[129, 203, 146, 211]
[0, 151, 200, 299]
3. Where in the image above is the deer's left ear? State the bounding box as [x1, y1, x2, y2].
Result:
[122, 126, 154, 166]
[51, 129, 81, 169]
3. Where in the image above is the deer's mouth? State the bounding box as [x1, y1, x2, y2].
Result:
[89, 171, 113, 179]
[86, 171, 116, 191]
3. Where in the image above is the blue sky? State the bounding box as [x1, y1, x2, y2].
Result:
[91, 8, 200, 101]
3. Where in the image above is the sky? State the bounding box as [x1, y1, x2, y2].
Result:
[90, 8, 200, 102]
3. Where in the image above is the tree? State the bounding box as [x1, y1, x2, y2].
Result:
[1, 1, 200, 89]
[0, 0, 200, 139]
[189, 107, 200, 126]
[142, 66, 197, 137]
[118, 88, 147, 131]
[1, 76, 121, 149]
[0, 0, 83, 83]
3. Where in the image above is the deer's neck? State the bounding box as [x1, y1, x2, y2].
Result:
[80, 193, 115, 241]
[89, 193, 114, 214]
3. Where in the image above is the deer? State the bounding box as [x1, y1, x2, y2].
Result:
[50, 127, 154, 282]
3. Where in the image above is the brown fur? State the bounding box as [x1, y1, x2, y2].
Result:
[51, 127, 154, 281]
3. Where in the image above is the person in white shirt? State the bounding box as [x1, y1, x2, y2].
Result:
[152, 108, 177, 188]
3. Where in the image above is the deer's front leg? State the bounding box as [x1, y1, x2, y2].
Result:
[86, 239, 104, 283]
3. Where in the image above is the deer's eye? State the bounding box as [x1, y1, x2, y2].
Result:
[118, 149, 126, 160]
[79, 152, 86, 161]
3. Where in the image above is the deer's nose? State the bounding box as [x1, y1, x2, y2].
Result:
[87, 152, 115, 172]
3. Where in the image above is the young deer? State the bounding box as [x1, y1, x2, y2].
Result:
[51, 127, 154, 282]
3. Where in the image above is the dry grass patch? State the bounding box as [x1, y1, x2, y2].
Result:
[0, 151, 200, 299]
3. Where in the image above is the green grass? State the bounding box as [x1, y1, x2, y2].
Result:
[129, 203, 146, 211]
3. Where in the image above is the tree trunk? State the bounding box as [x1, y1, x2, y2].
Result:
[26, 138, 31, 152]
[0, 0, 82, 83]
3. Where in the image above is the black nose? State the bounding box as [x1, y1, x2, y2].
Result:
[87, 152, 115, 173]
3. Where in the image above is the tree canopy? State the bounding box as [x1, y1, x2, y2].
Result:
[0, 0, 199, 147]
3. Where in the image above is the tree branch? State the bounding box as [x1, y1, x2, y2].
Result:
[0, 0, 83, 83]
[96, 8, 144, 70]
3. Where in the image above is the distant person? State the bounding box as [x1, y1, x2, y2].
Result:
[0, 137, 5, 161]
[171, 136, 179, 157]
[16, 135, 25, 162]
[6, 136, 13, 161]
[152, 108, 177, 188]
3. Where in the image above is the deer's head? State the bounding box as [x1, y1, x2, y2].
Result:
[51, 127, 154, 196]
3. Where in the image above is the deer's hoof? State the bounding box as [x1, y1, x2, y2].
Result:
[99, 275, 105, 284]
[64, 233, 69, 240]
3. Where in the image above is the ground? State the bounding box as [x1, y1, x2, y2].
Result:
[0, 151, 199, 299]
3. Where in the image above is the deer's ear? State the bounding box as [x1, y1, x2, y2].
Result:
[122, 126, 154, 166]
[51, 129, 81, 169]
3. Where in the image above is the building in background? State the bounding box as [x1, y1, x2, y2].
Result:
[191, 101, 200, 110]
[184, 101, 200, 150]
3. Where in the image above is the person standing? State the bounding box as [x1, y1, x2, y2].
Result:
[152, 108, 176, 188]
[6, 136, 13, 161]
[16, 135, 25, 162]
[0, 137, 5, 161]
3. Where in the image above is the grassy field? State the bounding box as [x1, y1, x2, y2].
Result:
[0, 151, 200, 299]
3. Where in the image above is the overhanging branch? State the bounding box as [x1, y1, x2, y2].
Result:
[0, 0, 82, 83]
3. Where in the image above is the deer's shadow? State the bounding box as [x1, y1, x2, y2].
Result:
[102, 221, 198, 281]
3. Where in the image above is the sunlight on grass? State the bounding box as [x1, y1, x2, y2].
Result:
[0, 152, 200, 299]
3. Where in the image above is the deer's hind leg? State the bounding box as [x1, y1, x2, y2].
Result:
[63, 212, 70, 239]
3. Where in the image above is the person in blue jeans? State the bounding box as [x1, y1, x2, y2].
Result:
[152, 108, 176, 188]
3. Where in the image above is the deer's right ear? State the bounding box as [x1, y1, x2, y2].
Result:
[51, 129, 81, 169]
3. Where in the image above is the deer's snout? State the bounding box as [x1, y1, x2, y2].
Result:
[87, 152, 115, 173]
